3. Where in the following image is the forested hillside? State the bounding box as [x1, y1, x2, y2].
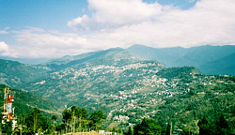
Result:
[0, 59, 48, 88]
[0, 84, 62, 117]
[0, 48, 234, 134]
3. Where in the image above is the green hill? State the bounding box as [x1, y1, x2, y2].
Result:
[0, 84, 63, 117]
[0, 59, 48, 88]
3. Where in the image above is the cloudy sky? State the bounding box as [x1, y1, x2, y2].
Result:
[0, 0, 235, 58]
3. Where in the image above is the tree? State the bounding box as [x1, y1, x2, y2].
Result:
[62, 108, 72, 133]
[215, 114, 230, 135]
[71, 105, 79, 133]
[61, 106, 89, 133]
[125, 126, 134, 135]
[1, 120, 13, 134]
[166, 121, 173, 135]
[51, 115, 58, 123]
[25, 108, 50, 134]
[77, 107, 88, 131]
[89, 110, 106, 131]
[134, 117, 162, 135]
[198, 116, 215, 135]
[51, 114, 58, 134]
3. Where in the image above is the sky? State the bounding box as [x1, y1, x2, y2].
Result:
[0, 0, 235, 58]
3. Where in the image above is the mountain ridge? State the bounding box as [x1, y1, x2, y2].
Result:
[127, 44, 235, 75]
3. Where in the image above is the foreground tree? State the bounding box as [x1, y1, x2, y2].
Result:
[25, 108, 51, 134]
[198, 114, 232, 135]
[61, 106, 89, 133]
[134, 117, 162, 135]
[124, 126, 134, 135]
[166, 121, 173, 135]
[62, 108, 72, 133]
[77, 107, 88, 131]
[198, 116, 212, 135]
[89, 110, 106, 131]
[215, 114, 231, 135]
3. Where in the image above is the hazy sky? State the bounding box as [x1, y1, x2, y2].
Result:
[0, 0, 235, 58]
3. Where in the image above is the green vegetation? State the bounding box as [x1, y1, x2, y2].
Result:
[0, 84, 62, 118]
[0, 48, 234, 134]
[0, 59, 48, 88]
[133, 117, 162, 135]
[0, 106, 232, 135]
[89, 110, 106, 131]
[0, 106, 106, 134]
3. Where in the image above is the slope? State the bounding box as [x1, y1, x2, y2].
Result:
[199, 53, 235, 75]
[127, 45, 235, 75]
[0, 59, 49, 88]
[0, 84, 63, 117]
[23, 48, 164, 110]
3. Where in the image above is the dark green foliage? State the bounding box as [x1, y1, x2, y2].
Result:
[1, 120, 13, 134]
[0, 84, 62, 118]
[25, 108, 51, 134]
[156, 67, 199, 80]
[215, 114, 231, 135]
[124, 126, 134, 135]
[89, 110, 106, 131]
[62, 108, 72, 132]
[52, 114, 58, 121]
[165, 122, 173, 135]
[133, 118, 162, 135]
[59, 106, 107, 133]
[198, 116, 212, 135]
[198, 114, 232, 135]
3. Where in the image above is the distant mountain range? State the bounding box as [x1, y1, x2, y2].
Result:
[0, 46, 234, 130]
[1, 45, 234, 75]
[127, 45, 235, 75]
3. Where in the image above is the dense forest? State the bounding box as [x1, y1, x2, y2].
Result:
[0, 106, 233, 135]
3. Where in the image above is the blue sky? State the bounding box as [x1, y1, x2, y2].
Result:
[0, 0, 235, 58]
[0, 0, 88, 31]
[0, 0, 196, 31]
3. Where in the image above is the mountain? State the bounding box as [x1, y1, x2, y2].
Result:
[199, 53, 235, 75]
[127, 45, 235, 75]
[0, 56, 50, 65]
[0, 59, 49, 88]
[23, 48, 164, 105]
[0, 47, 234, 132]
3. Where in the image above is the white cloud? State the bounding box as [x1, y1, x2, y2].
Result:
[0, 27, 10, 34]
[9, 27, 93, 58]
[67, 0, 168, 30]
[0, 41, 10, 56]
[2, 0, 235, 58]
[66, 0, 235, 48]
[0, 31, 8, 34]
[0, 42, 9, 51]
